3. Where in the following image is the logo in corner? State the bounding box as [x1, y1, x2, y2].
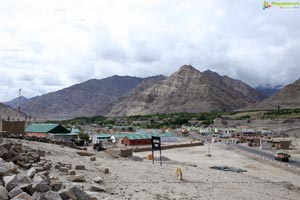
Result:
[263, 1, 272, 9]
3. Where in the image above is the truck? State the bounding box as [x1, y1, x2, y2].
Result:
[274, 150, 291, 162]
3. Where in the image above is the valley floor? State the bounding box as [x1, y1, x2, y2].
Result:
[20, 140, 300, 200]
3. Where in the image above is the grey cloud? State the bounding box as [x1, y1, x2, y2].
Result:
[0, 0, 300, 101]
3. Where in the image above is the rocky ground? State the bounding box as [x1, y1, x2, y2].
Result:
[1, 139, 300, 200]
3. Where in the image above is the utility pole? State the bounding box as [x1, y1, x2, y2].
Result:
[18, 88, 22, 120]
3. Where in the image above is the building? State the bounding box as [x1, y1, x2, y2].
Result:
[273, 140, 291, 150]
[122, 134, 152, 146]
[25, 123, 70, 138]
[0, 120, 25, 135]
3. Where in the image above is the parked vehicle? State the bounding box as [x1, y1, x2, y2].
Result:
[274, 150, 291, 162]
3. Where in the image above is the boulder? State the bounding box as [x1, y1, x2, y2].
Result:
[69, 186, 91, 200]
[3, 174, 18, 191]
[0, 162, 18, 176]
[8, 187, 23, 199]
[50, 181, 62, 192]
[0, 145, 9, 159]
[59, 189, 77, 200]
[17, 175, 32, 188]
[27, 168, 36, 178]
[11, 192, 32, 200]
[0, 185, 9, 200]
[32, 191, 45, 200]
[32, 182, 51, 193]
[45, 191, 62, 200]
[68, 174, 86, 182]
[32, 174, 50, 192]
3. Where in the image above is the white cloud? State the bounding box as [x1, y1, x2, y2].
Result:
[0, 0, 300, 101]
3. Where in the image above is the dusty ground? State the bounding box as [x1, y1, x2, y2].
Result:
[20, 140, 300, 200]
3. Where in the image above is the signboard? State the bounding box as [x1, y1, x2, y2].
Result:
[151, 136, 162, 166]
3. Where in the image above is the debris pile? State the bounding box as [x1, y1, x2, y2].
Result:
[0, 139, 94, 200]
[210, 166, 247, 173]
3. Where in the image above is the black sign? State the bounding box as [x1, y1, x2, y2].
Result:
[151, 136, 161, 150]
[151, 136, 162, 166]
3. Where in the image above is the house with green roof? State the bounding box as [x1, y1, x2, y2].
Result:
[25, 123, 70, 138]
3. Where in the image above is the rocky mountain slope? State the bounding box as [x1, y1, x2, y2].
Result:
[245, 79, 300, 110]
[0, 103, 27, 120]
[107, 65, 266, 116]
[4, 96, 29, 108]
[16, 76, 144, 119]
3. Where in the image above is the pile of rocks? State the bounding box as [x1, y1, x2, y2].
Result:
[0, 139, 93, 200]
[0, 139, 47, 170]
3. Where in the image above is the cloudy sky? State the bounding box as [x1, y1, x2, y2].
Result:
[0, 0, 300, 101]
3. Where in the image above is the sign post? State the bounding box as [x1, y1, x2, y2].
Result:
[151, 136, 162, 166]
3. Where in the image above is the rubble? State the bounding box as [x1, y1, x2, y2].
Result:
[210, 166, 247, 173]
[0, 139, 93, 200]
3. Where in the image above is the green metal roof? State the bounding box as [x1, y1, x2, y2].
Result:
[25, 124, 70, 133]
[95, 132, 177, 140]
[96, 134, 112, 138]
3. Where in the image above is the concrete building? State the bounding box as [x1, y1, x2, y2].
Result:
[0, 120, 25, 135]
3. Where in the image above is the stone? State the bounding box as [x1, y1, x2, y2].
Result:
[93, 176, 104, 184]
[32, 191, 45, 200]
[8, 187, 23, 199]
[3, 174, 18, 191]
[90, 157, 96, 161]
[27, 167, 36, 178]
[54, 165, 60, 169]
[0, 185, 9, 200]
[68, 170, 76, 175]
[68, 175, 86, 182]
[20, 184, 35, 196]
[32, 174, 51, 192]
[32, 182, 51, 193]
[59, 167, 69, 173]
[90, 185, 106, 192]
[36, 170, 49, 177]
[104, 168, 109, 174]
[75, 165, 85, 170]
[0, 145, 9, 159]
[0, 162, 18, 176]
[17, 175, 32, 188]
[59, 190, 77, 200]
[11, 192, 32, 200]
[45, 191, 62, 200]
[35, 167, 45, 173]
[50, 181, 62, 192]
[69, 186, 91, 200]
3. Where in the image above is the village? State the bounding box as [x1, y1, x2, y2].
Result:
[1, 117, 300, 199]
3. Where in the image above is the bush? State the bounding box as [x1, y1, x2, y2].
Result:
[78, 132, 90, 141]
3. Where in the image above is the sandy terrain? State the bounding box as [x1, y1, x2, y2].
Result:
[20, 140, 300, 200]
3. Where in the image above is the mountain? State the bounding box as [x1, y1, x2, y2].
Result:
[245, 80, 300, 110]
[107, 65, 265, 116]
[5, 96, 29, 108]
[0, 103, 27, 120]
[18, 76, 145, 119]
[256, 85, 282, 97]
